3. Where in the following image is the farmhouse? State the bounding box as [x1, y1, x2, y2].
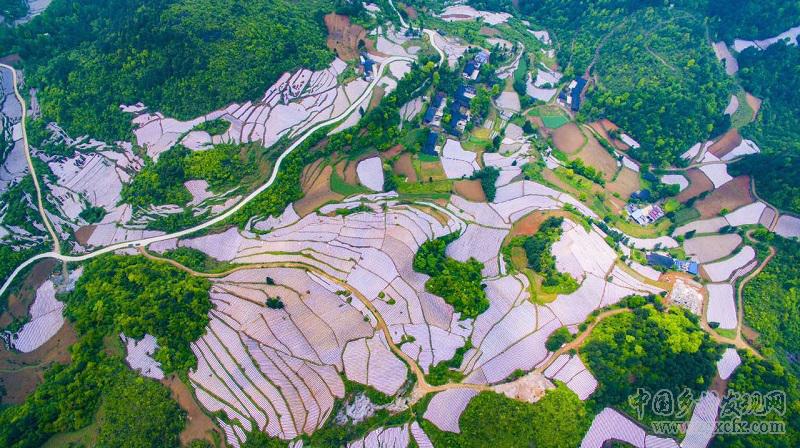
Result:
[463, 61, 479, 80]
[423, 92, 446, 125]
[570, 78, 587, 112]
[646, 253, 699, 275]
[627, 203, 665, 226]
[423, 131, 439, 155]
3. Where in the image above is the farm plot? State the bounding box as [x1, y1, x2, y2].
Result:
[573, 134, 617, 181]
[693, 176, 753, 219]
[543, 354, 598, 400]
[440, 139, 479, 179]
[676, 169, 714, 203]
[581, 407, 679, 448]
[707, 129, 742, 158]
[701, 246, 755, 282]
[684, 234, 741, 263]
[775, 215, 800, 238]
[7, 279, 65, 353]
[661, 174, 689, 191]
[325, 13, 368, 61]
[356, 157, 385, 192]
[552, 123, 585, 154]
[393, 153, 417, 182]
[606, 167, 641, 200]
[706, 283, 738, 330]
[439, 5, 511, 25]
[453, 180, 486, 202]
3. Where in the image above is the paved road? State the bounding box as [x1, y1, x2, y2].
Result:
[0, 64, 61, 255]
[0, 54, 415, 297]
[0, 31, 448, 297]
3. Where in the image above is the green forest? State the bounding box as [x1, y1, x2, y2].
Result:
[741, 235, 800, 367]
[413, 232, 489, 318]
[422, 386, 592, 448]
[582, 305, 721, 421]
[0, 0, 26, 22]
[0, 0, 334, 141]
[0, 255, 209, 447]
[729, 42, 800, 214]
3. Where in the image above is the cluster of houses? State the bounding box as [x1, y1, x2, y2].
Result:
[646, 252, 699, 276]
[361, 52, 376, 81]
[557, 78, 588, 112]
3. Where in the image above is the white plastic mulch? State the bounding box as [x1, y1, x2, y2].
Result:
[356, 157, 385, 192]
[495, 91, 521, 114]
[698, 153, 733, 188]
[721, 139, 760, 161]
[121, 333, 165, 380]
[775, 215, 800, 238]
[724, 202, 766, 227]
[717, 348, 742, 381]
[528, 30, 551, 45]
[723, 95, 739, 116]
[440, 5, 511, 25]
[681, 392, 722, 448]
[733, 25, 800, 52]
[441, 139, 479, 179]
[706, 283, 738, 330]
[423, 389, 478, 433]
[347, 425, 409, 448]
[702, 246, 755, 282]
[8, 280, 64, 353]
[661, 174, 689, 191]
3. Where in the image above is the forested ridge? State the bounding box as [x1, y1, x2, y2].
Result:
[729, 42, 800, 214]
[0, 255, 210, 447]
[0, 0, 334, 141]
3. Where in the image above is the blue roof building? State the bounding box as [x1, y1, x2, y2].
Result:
[570, 78, 587, 112]
[423, 132, 439, 155]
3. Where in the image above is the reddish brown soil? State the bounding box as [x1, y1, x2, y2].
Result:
[607, 167, 641, 200]
[393, 153, 417, 182]
[74, 225, 96, 246]
[0, 260, 57, 327]
[0, 321, 77, 404]
[694, 176, 754, 218]
[368, 86, 385, 112]
[589, 119, 629, 151]
[480, 26, 499, 36]
[552, 123, 585, 154]
[574, 134, 617, 181]
[453, 180, 486, 202]
[296, 165, 343, 216]
[324, 13, 368, 61]
[745, 93, 762, 118]
[509, 210, 575, 238]
[676, 169, 714, 203]
[343, 160, 359, 185]
[402, 4, 418, 19]
[381, 144, 405, 160]
[708, 129, 742, 158]
[163, 375, 221, 446]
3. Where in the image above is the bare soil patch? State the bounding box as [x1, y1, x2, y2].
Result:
[573, 134, 617, 181]
[552, 123, 585, 154]
[324, 13, 368, 61]
[163, 374, 221, 446]
[0, 321, 77, 405]
[381, 144, 405, 160]
[509, 210, 575, 238]
[708, 129, 742, 158]
[295, 165, 343, 216]
[694, 176, 753, 218]
[74, 225, 96, 246]
[393, 153, 417, 182]
[589, 119, 629, 151]
[0, 259, 57, 328]
[453, 180, 486, 202]
[607, 167, 641, 200]
[676, 169, 714, 203]
[368, 86, 385, 112]
[480, 26, 499, 36]
[744, 93, 761, 118]
[402, 4, 418, 19]
[343, 160, 359, 184]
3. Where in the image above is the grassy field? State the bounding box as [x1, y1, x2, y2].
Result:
[529, 105, 570, 129]
[397, 179, 453, 195]
[330, 167, 370, 196]
[612, 216, 673, 238]
[730, 89, 755, 129]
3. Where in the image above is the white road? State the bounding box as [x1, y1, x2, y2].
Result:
[1, 31, 447, 297]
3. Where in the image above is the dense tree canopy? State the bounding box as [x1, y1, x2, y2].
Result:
[729, 42, 800, 214]
[1, 0, 334, 141]
[423, 386, 592, 448]
[413, 232, 489, 318]
[64, 255, 212, 373]
[582, 306, 721, 420]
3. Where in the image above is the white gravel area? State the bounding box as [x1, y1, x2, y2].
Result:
[356, 157, 385, 192]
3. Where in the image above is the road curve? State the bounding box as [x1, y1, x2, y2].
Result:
[0, 55, 415, 297]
